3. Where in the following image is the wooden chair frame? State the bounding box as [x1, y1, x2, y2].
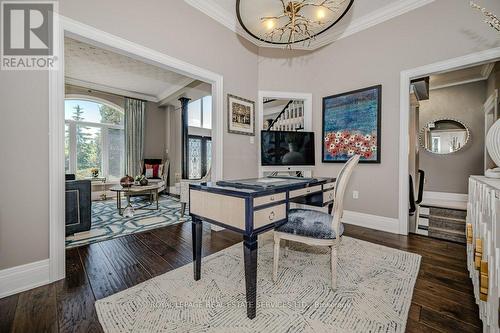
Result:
[273, 155, 360, 289]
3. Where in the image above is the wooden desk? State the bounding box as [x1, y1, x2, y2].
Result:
[189, 177, 335, 319]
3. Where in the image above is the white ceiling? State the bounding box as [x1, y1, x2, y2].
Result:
[64, 38, 194, 102]
[184, 0, 435, 50]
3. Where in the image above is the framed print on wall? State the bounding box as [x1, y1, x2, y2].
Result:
[228, 94, 255, 136]
[322, 85, 382, 163]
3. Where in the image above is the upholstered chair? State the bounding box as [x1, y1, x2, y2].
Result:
[273, 154, 360, 289]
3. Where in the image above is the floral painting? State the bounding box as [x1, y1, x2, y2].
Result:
[322, 85, 381, 163]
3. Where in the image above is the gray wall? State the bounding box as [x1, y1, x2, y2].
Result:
[419, 81, 486, 194]
[0, 0, 259, 270]
[258, 0, 500, 219]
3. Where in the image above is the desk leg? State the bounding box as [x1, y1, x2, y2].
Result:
[328, 203, 333, 215]
[192, 218, 202, 281]
[243, 235, 258, 319]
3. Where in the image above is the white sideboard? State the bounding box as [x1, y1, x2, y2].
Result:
[468, 176, 500, 332]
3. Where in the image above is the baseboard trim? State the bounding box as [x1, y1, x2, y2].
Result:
[0, 259, 50, 299]
[423, 191, 468, 202]
[342, 210, 400, 234]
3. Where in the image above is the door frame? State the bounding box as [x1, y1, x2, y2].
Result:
[49, 16, 224, 281]
[398, 47, 500, 235]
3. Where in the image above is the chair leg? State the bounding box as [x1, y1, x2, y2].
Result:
[331, 241, 338, 289]
[180, 202, 186, 217]
[273, 234, 281, 282]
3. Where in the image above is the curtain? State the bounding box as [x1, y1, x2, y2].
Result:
[124, 98, 145, 176]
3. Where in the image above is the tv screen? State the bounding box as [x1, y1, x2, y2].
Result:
[261, 131, 315, 166]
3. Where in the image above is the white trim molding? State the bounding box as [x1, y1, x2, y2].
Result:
[342, 210, 400, 234]
[422, 191, 468, 203]
[184, 0, 435, 50]
[399, 47, 500, 235]
[48, 15, 225, 284]
[0, 260, 50, 299]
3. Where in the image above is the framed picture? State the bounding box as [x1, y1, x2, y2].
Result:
[228, 94, 255, 136]
[322, 85, 381, 163]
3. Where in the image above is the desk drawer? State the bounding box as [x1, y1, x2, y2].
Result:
[290, 185, 322, 198]
[323, 182, 335, 191]
[254, 192, 286, 207]
[254, 204, 286, 229]
[323, 190, 335, 203]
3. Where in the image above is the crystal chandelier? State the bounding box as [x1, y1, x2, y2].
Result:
[470, 1, 500, 32]
[236, 0, 354, 48]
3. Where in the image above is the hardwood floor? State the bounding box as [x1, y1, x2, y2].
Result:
[0, 223, 480, 332]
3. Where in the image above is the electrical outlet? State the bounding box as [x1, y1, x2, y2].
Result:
[175, 173, 181, 183]
[353, 191, 359, 199]
[250, 136, 255, 144]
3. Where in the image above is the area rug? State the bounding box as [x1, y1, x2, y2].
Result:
[95, 235, 421, 333]
[65, 195, 189, 248]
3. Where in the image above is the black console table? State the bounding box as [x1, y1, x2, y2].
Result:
[189, 176, 335, 319]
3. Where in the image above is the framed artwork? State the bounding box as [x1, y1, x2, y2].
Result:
[228, 94, 255, 136]
[322, 85, 381, 163]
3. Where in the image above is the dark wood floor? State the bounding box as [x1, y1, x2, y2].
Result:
[0, 222, 480, 333]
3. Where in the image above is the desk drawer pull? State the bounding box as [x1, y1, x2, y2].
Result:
[269, 211, 275, 221]
[254, 193, 286, 207]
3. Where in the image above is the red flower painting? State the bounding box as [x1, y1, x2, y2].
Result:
[324, 131, 377, 160]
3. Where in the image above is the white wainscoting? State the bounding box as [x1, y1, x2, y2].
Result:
[342, 210, 400, 234]
[0, 259, 50, 299]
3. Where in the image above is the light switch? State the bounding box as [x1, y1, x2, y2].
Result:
[250, 137, 255, 144]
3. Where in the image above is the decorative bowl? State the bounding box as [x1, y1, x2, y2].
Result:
[120, 175, 134, 188]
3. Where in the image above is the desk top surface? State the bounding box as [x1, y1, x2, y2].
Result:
[190, 176, 335, 197]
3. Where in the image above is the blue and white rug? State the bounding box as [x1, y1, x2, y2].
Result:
[65, 195, 189, 248]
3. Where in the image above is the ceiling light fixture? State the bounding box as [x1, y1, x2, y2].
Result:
[470, 1, 500, 32]
[236, 0, 354, 48]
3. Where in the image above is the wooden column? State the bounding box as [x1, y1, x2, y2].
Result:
[179, 97, 190, 179]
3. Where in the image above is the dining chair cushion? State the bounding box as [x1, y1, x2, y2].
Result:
[276, 208, 344, 239]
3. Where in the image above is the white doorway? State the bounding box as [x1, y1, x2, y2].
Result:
[399, 48, 500, 235]
[48, 16, 224, 282]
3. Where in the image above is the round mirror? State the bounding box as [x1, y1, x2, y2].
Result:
[419, 119, 470, 154]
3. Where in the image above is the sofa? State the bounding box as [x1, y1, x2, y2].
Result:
[65, 174, 92, 236]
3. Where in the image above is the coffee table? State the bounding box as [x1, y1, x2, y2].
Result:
[110, 184, 160, 216]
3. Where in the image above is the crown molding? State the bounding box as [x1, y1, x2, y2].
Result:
[157, 77, 195, 102]
[65, 77, 159, 102]
[184, 0, 435, 50]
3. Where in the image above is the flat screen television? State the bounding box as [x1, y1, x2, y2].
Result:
[261, 131, 315, 166]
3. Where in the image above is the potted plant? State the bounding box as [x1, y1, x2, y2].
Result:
[135, 175, 148, 186]
[90, 168, 99, 178]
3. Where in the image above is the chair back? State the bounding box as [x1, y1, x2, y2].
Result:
[331, 155, 360, 236]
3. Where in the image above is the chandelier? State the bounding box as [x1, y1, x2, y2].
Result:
[470, 1, 500, 32]
[236, 0, 354, 48]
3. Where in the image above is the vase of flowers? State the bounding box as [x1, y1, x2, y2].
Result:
[135, 175, 148, 186]
[90, 168, 99, 178]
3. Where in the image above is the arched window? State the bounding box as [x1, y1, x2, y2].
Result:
[64, 96, 125, 180]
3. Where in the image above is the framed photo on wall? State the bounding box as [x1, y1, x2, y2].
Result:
[322, 85, 382, 163]
[228, 94, 255, 136]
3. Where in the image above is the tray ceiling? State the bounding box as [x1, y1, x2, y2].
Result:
[184, 0, 435, 50]
[65, 38, 194, 102]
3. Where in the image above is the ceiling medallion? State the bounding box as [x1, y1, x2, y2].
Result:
[236, 0, 354, 48]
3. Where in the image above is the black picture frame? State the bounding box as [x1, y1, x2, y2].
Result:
[322, 85, 382, 164]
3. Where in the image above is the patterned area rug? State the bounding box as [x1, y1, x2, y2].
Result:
[66, 195, 189, 248]
[95, 235, 421, 332]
